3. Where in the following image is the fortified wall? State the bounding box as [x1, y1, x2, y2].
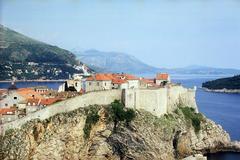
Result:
[1, 85, 197, 132]
[123, 85, 197, 117]
[1, 90, 122, 131]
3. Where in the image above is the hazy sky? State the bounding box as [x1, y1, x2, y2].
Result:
[1, 0, 240, 69]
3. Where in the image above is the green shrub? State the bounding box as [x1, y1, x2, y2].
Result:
[83, 106, 100, 139]
[108, 100, 136, 132]
[125, 109, 136, 127]
[179, 107, 203, 133]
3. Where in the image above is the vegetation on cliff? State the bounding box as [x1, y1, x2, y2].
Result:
[83, 106, 100, 139]
[0, 104, 234, 160]
[107, 100, 136, 132]
[177, 107, 205, 133]
[202, 75, 240, 90]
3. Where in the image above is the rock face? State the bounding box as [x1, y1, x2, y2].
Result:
[0, 106, 239, 160]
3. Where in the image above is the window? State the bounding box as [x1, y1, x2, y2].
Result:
[105, 82, 107, 86]
[14, 97, 17, 100]
[97, 82, 100, 86]
[5, 103, 8, 107]
[89, 82, 91, 86]
[75, 82, 78, 87]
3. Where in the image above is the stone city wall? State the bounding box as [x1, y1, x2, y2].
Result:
[1, 90, 121, 132]
[123, 85, 197, 117]
[1, 85, 197, 132]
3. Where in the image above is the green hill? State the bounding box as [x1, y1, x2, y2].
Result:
[0, 25, 77, 64]
[0, 25, 90, 80]
[202, 75, 240, 90]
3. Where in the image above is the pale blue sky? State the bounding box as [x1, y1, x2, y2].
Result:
[1, 0, 240, 69]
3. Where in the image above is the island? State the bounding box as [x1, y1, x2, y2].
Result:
[202, 75, 240, 93]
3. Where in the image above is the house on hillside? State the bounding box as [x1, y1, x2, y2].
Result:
[155, 73, 171, 85]
[139, 78, 159, 88]
[120, 74, 139, 89]
[23, 98, 61, 114]
[0, 108, 17, 124]
[34, 86, 49, 93]
[58, 79, 82, 92]
[0, 85, 25, 108]
[85, 74, 112, 92]
[112, 78, 128, 89]
[85, 73, 140, 92]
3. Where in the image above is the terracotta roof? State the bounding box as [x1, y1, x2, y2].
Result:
[26, 98, 41, 106]
[86, 73, 139, 83]
[121, 74, 139, 80]
[17, 88, 44, 99]
[0, 89, 7, 95]
[40, 98, 60, 106]
[26, 98, 61, 106]
[0, 108, 16, 115]
[86, 73, 113, 81]
[156, 73, 169, 80]
[140, 78, 154, 84]
[112, 79, 127, 84]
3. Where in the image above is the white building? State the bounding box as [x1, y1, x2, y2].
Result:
[85, 73, 140, 92]
[85, 74, 112, 92]
[155, 73, 171, 85]
[58, 79, 82, 92]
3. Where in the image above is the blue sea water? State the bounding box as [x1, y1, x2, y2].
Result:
[0, 75, 240, 159]
[172, 75, 240, 160]
[0, 81, 63, 90]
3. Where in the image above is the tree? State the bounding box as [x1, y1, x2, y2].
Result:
[125, 109, 136, 127]
[110, 100, 136, 132]
[111, 100, 125, 132]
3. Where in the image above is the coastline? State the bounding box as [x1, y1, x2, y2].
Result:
[0, 79, 66, 83]
[202, 87, 240, 94]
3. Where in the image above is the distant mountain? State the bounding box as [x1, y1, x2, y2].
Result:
[74, 49, 240, 75]
[160, 65, 240, 75]
[202, 75, 240, 90]
[0, 25, 91, 80]
[74, 49, 159, 74]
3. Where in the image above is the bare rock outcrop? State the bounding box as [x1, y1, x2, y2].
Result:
[0, 106, 239, 160]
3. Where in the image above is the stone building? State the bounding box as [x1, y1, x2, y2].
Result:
[85, 73, 140, 92]
[0, 108, 18, 124]
[34, 86, 49, 93]
[24, 98, 61, 114]
[58, 79, 82, 92]
[85, 74, 112, 92]
[0, 89, 25, 108]
[155, 73, 171, 85]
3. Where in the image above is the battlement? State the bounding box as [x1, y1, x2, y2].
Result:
[1, 85, 197, 133]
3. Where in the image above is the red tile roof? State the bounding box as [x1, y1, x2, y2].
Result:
[156, 73, 169, 80]
[0, 89, 7, 95]
[112, 79, 127, 84]
[40, 98, 61, 106]
[26, 98, 61, 106]
[17, 88, 44, 99]
[140, 78, 154, 84]
[0, 108, 16, 115]
[124, 74, 139, 80]
[86, 73, 113, 81]
[26, 98, 41, 106]
[86, 73, 139, 82]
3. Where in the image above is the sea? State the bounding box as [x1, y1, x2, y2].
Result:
[0, 75, 240, 160]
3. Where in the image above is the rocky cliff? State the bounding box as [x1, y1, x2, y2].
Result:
[0, 105, 239, 160]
